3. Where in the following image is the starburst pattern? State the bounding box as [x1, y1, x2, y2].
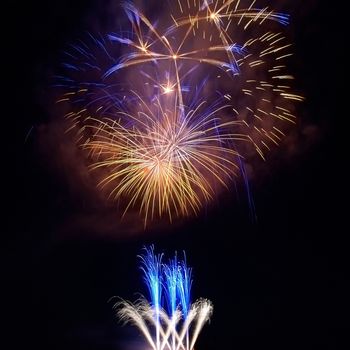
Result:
[56, 0, 303, 224]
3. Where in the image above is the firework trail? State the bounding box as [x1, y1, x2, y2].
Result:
[114, 246, 212, 350]
[56, 0, 303, 224]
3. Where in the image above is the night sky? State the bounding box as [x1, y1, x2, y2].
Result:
[6, 0, 348, 349]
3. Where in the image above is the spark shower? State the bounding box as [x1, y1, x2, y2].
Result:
[114, 246, 213, 350]
[57, 0, 303, 224]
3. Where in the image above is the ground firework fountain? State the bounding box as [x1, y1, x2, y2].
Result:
[114, 247, 213, 350]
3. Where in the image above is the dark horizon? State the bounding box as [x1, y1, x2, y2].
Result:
[6, 0, 348, 349]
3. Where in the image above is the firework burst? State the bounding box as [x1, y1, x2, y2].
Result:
[56, 0, 303, 224]
[83, 91, 248, 223]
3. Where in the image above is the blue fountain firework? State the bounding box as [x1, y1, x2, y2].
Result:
[116, 246, 212, 350]
[140, 246, 164, 312]
[140, 246, 192, 318]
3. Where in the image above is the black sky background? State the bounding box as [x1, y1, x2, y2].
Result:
[5, 0, 348, 349]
